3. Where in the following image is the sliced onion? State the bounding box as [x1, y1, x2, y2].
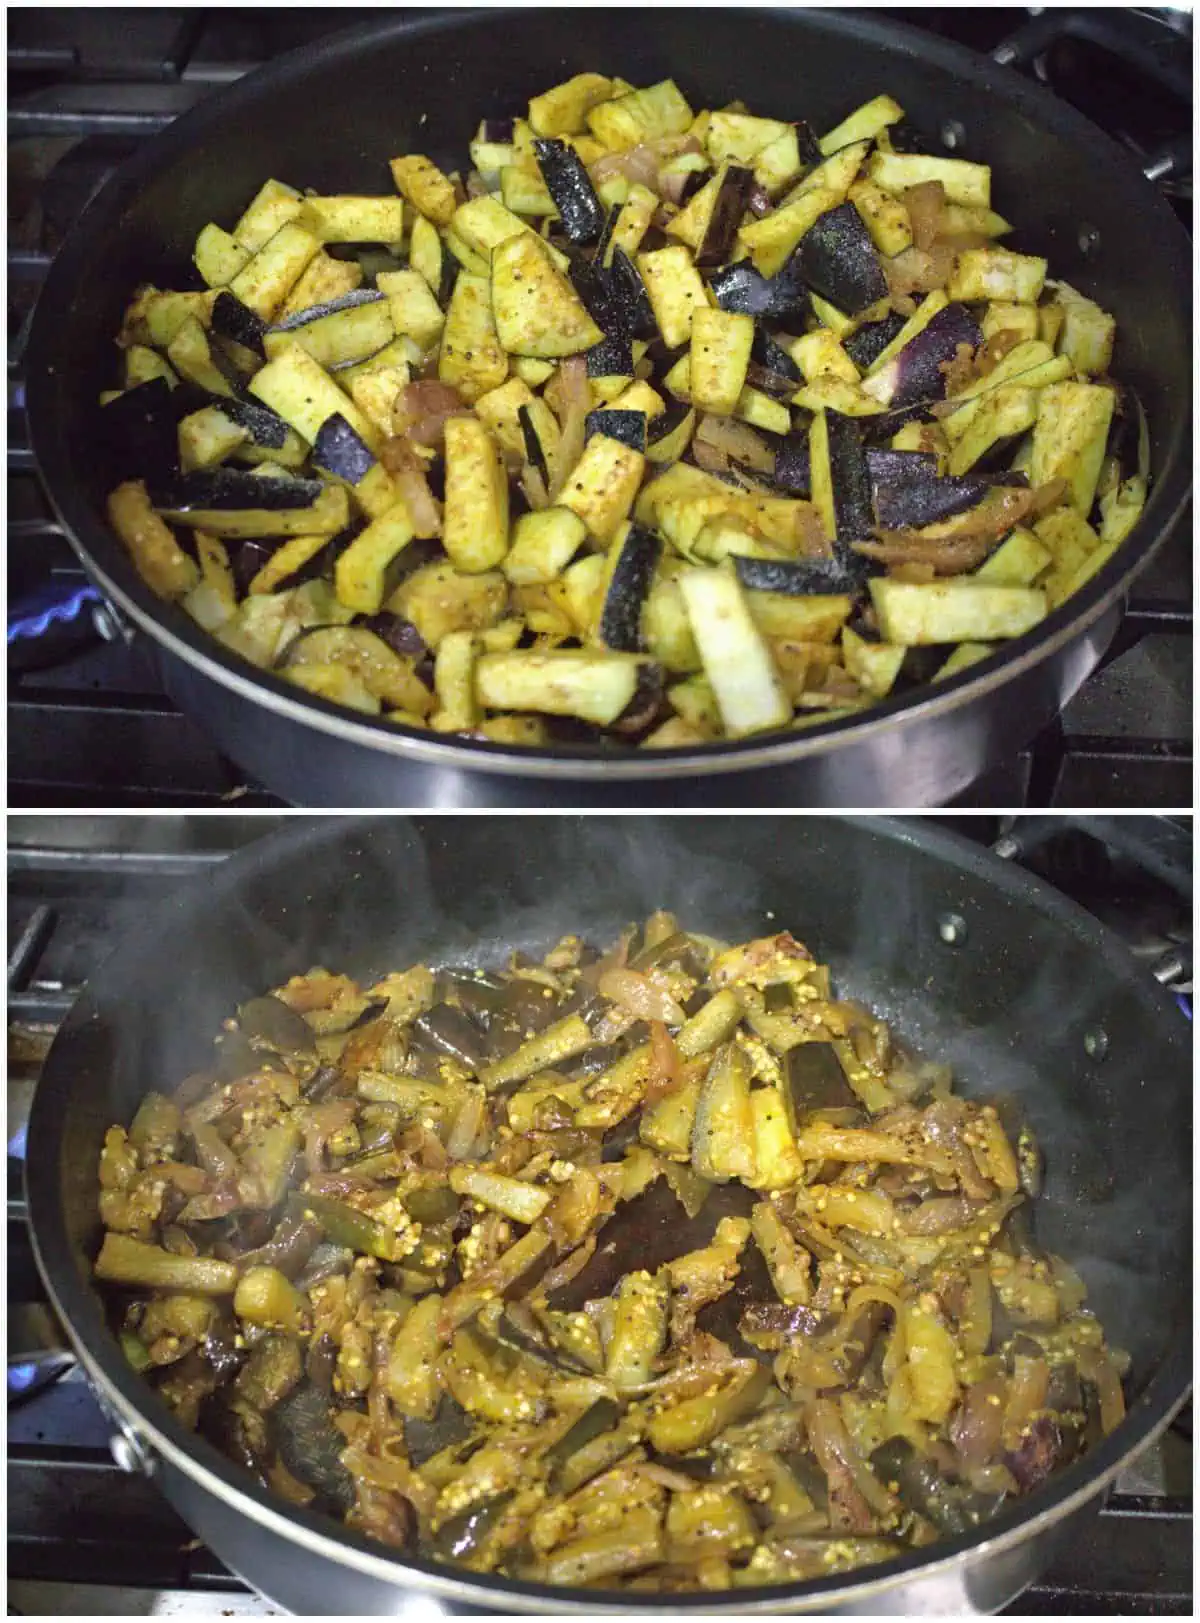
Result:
[547, 356, 589, 500]
[597, 968, 687, 1026]
[902, 181, 946, 254]
[390, 380, 471, 448]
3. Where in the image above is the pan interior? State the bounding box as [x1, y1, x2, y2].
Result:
[24, 9, 1191, 773]
[40, 815, 1189, 1413]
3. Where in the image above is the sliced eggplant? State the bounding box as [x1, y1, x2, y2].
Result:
[794, 119, 823, 167]
[585, 408, 648, 453]
[645, 396, 695, 464]
[533, 138, 605, 244]
[734, 556, 853, 596]
[98, 378, 180, 481]
[771, 432, 812, 498]
[269, 287, 388, 332]
[784, 1042, 858, 1117]
[866, 449, 990, 529]
[679, 166, 714, 205]
[844, 312, 907, 372]
[219, 394, 292, 451]
[152, 468, 326, 513]
[826, 411, 874, 543]
[211, 291, 269, 357]
[517, 403, 552, 485]
[312, 414, 376, 487]
[869, 301, 983, 411]
[790, 201, 887, 317]
[597, 522, 661, 652]
[695, 164, 755, 268]
[586, 331, 634, 378]
[707, 258, 810, 324]
[751, 327, 802, 384]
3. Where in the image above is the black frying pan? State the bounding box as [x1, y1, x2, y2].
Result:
[24, 9, 1192, 807]
[25, 815, 1192, 1612]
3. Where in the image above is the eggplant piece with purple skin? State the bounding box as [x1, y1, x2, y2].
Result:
[312, 413, 376, 487]
[533, 138, 606, 245]
[866, 447, 991, 529]
[735, 556, 855, 597]
[150, 468, 327, 513]
[357, 610, 427, 660]
[518, 404, 551, 485]
[827, 411, 875, 543]
[268, 287, 387, 334]
[220, 394, 292, 451]
[871, 301, 983, 410]
[586, 331, 634, 377]
[584, 408, 647, 452]
[770, 431, 812, 498]
[570, 249, 655, 340]
[790, 201, 888, 317]
[795, 120, 824, 167]
[695, 164, 756, 268]
[844, 311, 907, 372]
[751, 326, 802, 383]
[597, 523, 661, 653]
[707, 258, 810, 325]
[211, 291, 268, 357]
[481, 117, 515, 143]
[608, 247, 657, 339]
[98, 378, 180, 481]
[229, 540, 276, 597]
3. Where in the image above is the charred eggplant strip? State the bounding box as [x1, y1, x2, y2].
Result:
[533, 139, 605, 244]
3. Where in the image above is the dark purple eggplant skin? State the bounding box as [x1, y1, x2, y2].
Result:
[437, 252, 459, 310]
[312, 414, 376, 486]
[646, 394, 692, 446]
[518, 403, 551, 483]
[708, 258, 810, 325]
[679, 166, 714, 206]
[481, 116, 515, 144]
[745, 362, 798, 401]
[695, 165, 755, 268]
[598, 524, 661, 653]
[608, 247, 657, 339]
[230, 540, 276, 597]
[586, 331, 634, 377]
[594, 202, 620, 266]
[358, 611, 427, 658]
[885, 301, 983, 411]
[152, 468, 326, 513]
[795, 120, 824, 168]
[772, 431, 812, 498]
[866, 448, 990, 529]
[585, 408, 647, 452]
[269, 287, 386, 333]
[533, 138, 605, 245]
[211, 291, 268, 356]
[221, 394, 290, 450]
[98, 378, 179, 482]
[791, 202, 887, 317]
[827, 411, 875, 544]
[844, 311, 907, 372]
[735, 556, 854, 596]
[751, 326, 802, 383]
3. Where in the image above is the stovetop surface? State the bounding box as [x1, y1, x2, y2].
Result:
[6, 6, 1193, 808]
[6, 814, 1193, 1615]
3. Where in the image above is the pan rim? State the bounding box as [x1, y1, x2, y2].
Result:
[24, 812, 1193, 1611]
[23, 7, 1193, 784]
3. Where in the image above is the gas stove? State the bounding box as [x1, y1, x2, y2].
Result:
[6, 814, 1192, 1615]
[6, 7, 1193, 808]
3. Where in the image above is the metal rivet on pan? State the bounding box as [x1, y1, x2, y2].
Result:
[940, 120, 966, 151]
[1078, 225, 1101, 258]
[938, 912, 967, 946]
[1084, 1027, 1110, 1060]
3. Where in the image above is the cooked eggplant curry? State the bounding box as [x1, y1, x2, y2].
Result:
[96, 915, 1128, 1591]
[103, 78, 1146, 744]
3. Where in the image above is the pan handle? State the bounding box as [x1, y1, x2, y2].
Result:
[992, 815, 1193, 989]
[990, 10, 1192, 182]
